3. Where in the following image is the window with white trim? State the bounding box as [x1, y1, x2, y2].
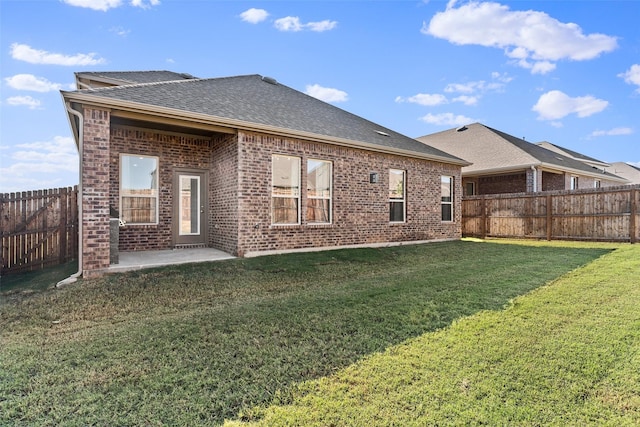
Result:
[570, 176, 579, 190]
[389, 169, 406, 222]
[594, 179, 601, 188]
[307, 159, 332, 224]
[441, 175, 454, 222]
[272, 155, 301, 225]
[120, 154, 159, 224]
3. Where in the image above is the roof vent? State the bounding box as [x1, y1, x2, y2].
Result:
[375, 130, 390, 137]
[179, 73, 196, 79]
[262, 76, 278, 85]
[456, 125, 468, 132]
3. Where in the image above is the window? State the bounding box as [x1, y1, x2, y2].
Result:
[389, 169, 406, 222]
[120, 154, 159, 224]
[594, 180, 601, 189]
[570, 176, 579, 190]
[441, 176, 454, 222]
[272, 155, 301, 224]
[465, 181, 476, 196]
[307, 159, 332, 224]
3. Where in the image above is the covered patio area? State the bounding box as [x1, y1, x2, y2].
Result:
[108, 248, 235, 274]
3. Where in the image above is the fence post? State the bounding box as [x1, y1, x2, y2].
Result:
[546, 194, 552, 241]
[631, 188, 637, 244]
[480, 195, 487, 239]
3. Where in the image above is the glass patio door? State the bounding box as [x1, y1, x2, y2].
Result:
[174, 171, 206, 246]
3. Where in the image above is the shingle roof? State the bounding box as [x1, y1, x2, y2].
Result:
[536, 141, 610, 167]
[417, 123, 626, 180]
[75, 70, 197, 85]
[64, 74, 467, 164]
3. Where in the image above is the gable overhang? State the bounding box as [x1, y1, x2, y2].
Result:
[61, 91, 470, 167]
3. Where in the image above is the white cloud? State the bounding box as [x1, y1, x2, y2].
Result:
[110, 26, 131, 37]
[452, 95, 478, 106]
[420, 112, 476, 126]
[532, 90, 609, 121]
[423, 1, 617, 74]
[590, 127, 634, 138]
[275, 16, 304, 32]
[619, 64, 640, 93]
[275, 16, 337, 32]
[63, 0, 122, 10]
[5, 74, 65, 92]
[395, 93, 447, 106]
[130, 0, 159, 8]
[62, 0, 158, 11]
[305, 84, 348, 103]
[0, 137, 78, 192]
[6, 96, 42, 109]
[399, 72, 509, 109]
[240, 8, 269, 24]
[306, 20, 338, 32]
[10, 43, 105, 66]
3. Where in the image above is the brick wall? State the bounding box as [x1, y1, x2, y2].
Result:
[477, 173, 527, 195]
[109, 126, 214, 251]
[81, 108, 111, 277]
[236, 131, 462, 256]
[209, 133, 239, 255]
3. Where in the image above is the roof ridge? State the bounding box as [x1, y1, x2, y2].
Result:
[75, 74, 262, 94]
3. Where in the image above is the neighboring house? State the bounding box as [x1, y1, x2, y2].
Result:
[607, 162, 640, 184]
[62, 71, 469, 278]
[536, 141, 612, 172]
[417, 123, 628, 196]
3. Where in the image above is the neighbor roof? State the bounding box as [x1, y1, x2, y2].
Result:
[62, 74, 468, 165]
[536, 141, 610, 168]
[609, 162, 640, 184]
[417, 123, 627, 181]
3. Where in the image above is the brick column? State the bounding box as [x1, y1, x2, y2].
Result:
[81, 107, 111, 277]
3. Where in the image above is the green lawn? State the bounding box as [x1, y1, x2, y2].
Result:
[0, 240, 626, 426]
[228, 242, 640, 426]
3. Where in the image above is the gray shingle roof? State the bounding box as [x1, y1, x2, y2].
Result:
[417, 123, 625, 180]
[64, 74, 467, 164]
[537, 141, 609, 166]
[75, 70, 197, 85]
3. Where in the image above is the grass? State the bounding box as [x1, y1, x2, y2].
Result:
[227, 242, 640, 426]
[0, 240, 618, 426]
[0, 261, 77, 294]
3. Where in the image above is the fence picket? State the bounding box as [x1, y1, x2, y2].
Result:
[463, 184, 640, 243]
[1, 186, 78, 275]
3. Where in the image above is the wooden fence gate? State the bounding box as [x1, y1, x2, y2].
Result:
[462, 185, 640, 243]
[1, 186, 78, 275]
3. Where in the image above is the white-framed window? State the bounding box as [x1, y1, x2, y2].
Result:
[120, 154, 159, 224]
[465, 181, 476, 196]
[307, 159, 332, 224]
[570, 176, 579, 190]
[441, 175, 454, 222]
[389, 169, 406, 223]
[594, 179, 601, 188]
[272, 155, 301, 225]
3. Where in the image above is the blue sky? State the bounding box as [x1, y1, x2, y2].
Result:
[1, 0, 639, 193]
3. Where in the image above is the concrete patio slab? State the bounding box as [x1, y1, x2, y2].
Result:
[107, 248, 235, 273]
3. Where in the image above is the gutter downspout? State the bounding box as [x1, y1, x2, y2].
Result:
[531, 165, 538, 193]
[57, 102, 83, 287]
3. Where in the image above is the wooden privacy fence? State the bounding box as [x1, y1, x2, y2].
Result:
[1, 186, 78, 275]
[462, 185, 640, 243]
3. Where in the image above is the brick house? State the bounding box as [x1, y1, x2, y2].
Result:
[61, 71, 469, 278]
[417, 123, 628, 196]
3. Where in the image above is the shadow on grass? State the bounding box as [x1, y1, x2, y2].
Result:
[0, 260, 77, 295]
[0, 242, 613, 426]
